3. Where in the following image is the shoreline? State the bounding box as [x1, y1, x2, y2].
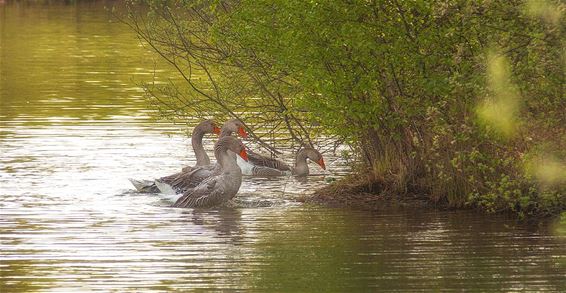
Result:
[299, 177, 564, 222]
[297, 177, 444, 212]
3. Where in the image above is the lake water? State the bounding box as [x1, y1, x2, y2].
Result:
[1, 2, 565, 292]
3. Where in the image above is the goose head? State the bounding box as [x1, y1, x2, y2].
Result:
[293, 148, 326, 177]
[216, 136, 249, 161]
[303, 148, 326, 170]
[220, 118, 248, 138]
[196, 119, 221, 135]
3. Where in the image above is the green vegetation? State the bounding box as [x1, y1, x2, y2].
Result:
[123, 0, 565, 218]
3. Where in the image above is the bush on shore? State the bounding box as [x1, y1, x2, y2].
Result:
[123, 0, 565, 218]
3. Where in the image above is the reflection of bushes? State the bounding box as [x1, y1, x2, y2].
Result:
[124, 0, 565, 217]
[2, 1, 162, 124]
[250, 208, 566, 291]
[0, 259, 58, 292]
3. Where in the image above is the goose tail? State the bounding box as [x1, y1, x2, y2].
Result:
[154, 180, 177, 195]
[129, 178, 160, 193]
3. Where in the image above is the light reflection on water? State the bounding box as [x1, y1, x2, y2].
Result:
[1, 2, 565, 292]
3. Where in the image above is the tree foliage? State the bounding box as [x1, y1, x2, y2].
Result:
[122, 0, 565, 217]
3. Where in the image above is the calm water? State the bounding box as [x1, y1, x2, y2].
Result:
[1, 2, 565, 292]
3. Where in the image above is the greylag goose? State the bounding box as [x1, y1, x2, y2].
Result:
[129, 119, 220, 193]
[237, 147, 326, 176]
[169, 136, 248, 208]
[234, 144, 291, 174]
[154, 119, 248, 194]
[244, 150, 292, 172]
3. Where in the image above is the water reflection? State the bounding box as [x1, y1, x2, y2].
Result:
[250, 209, 566, 292]
[1, 1, 565, 292]
[0, 0, 163, 123]
[185, 208, 245, 242]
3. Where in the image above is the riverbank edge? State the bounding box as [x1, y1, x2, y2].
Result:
[299, 177, 564, 220]
[297, 176, 449, 212]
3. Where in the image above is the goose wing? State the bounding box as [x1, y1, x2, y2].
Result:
[172, 176, 226, 208]
[251, 166, 289, 176]
[247, 149, 291, 171]
[157, 165, 214, 194]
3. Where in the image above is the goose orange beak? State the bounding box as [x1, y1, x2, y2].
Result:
[238, 126, 248, 138]
[239, 149, 249, 161]
[213, 126, 221, 135]
[318, 158, 326, 170]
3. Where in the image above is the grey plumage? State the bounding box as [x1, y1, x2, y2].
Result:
[154, 118, 248, 194]
[240, 147, 325, 177]
[173, 136, 246, 208]
[128, 178, 160, 193]
[155, 165, 214, 194]
[247, 149, 292, 171]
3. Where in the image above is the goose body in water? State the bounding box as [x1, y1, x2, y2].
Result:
[237, 147, 325, 177]
[154, 119, 248, 194]
[243, 150, 292, 172]
[170, 136, 248, 208]
[129, 119, 220, 193]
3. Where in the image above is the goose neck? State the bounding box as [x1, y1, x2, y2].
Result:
[214, 145, 240, 172]
[192, 127, 210, 166]
[293, 151, 309, 176]
[219, 129, 233, 138]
